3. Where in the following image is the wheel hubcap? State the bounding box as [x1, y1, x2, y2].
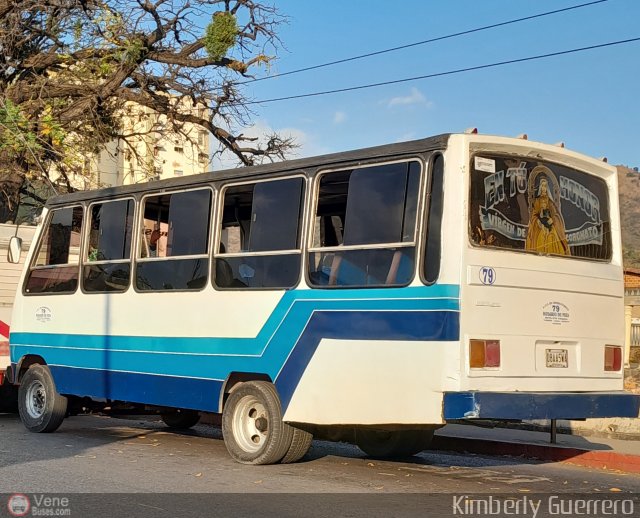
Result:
[232, 395, 268, 453]
[25, 380, 46, 419]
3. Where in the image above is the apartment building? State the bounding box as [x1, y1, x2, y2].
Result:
[81, 101, 211, 188]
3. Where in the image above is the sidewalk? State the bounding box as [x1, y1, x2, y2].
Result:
[434, 423, 640, 474]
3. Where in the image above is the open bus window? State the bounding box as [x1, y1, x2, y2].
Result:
[423, 154, 444, 284]
[468, 154, 612, 261]
[136, 189, 212, 291]
[215, 177, 304, 289]
[308, 161, 420, 288]
[83, 199, 134, 293]
[25, 206, 84, 294]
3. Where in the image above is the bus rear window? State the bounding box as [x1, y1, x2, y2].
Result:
[469, 155, 612, 261]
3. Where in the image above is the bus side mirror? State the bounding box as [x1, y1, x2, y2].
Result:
[8, 236, 22, 264]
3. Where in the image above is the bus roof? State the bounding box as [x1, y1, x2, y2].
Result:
[46, 133, 451, 207]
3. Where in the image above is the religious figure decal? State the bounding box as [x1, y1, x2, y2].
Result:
[524, 166, 571, 256]
[470, 155, 610, 261]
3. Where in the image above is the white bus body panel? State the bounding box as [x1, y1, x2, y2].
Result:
[455, 134, 624, 393]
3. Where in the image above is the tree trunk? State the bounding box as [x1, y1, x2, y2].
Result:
[0, 164, 27, 224]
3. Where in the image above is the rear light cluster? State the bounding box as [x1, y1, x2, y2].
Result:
[604, 346, 622, 372]
[469, 339, 501, 369]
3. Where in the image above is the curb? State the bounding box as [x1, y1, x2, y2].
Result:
[431, 435, 640, 474]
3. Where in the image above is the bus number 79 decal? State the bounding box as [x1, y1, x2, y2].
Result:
[479, 267, 496, 285]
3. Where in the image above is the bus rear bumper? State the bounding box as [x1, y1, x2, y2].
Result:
[443, 391, 640, 420]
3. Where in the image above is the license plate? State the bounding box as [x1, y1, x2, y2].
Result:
[546, 348, 568, 368]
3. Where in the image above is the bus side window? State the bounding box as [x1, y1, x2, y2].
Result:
[308, 161, 420, 288]
[423, 154, 444, 285]
[214, 177, 304, 290]
[83, 199, 134, 293]
[136, 189, 212, 291]
[25, 206, 84, 294]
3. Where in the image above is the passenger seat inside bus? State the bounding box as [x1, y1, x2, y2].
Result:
[215, 258, 235, 288]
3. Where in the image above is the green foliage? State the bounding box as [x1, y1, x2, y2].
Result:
[39, 112, 65, 146]
[0, 99, 41, 155]
[204, 12, 238, 61]
[73, 20, 83, 42]
[123, 38, 146, 64]
[99, 60, 113, 76]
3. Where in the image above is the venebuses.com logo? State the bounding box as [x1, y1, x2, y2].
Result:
[7, 494, 30, 517]
[6, 494, 71, 517]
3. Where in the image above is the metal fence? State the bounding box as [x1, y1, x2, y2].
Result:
[632, 323, 640, 347]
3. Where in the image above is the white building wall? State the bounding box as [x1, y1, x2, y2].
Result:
[96, 103, 210, 187]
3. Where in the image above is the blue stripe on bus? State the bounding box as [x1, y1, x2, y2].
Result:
[10, 297, 459, 355]
[39, 310, 459, 412]
[275, 309, 460, 409]
[48, 366, 223, 412]
[10, 284, 460, 411]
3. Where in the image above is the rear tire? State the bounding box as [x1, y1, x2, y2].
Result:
[355, 429, 434, 458]
[161, 410, 200, 429]
[281, 427, 313, 464]
[222, 381, 293, 465]
[18, 364, 67, 433]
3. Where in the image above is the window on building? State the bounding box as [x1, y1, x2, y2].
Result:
[215, 177, 304, 289]
[83, 199, 135, 293]
[25, 206, 84, 294]
[137, 188, 212, 291]
[174, 146, 184, 154]
[308, 161, 421, 288]
[174, 170, 183, 177]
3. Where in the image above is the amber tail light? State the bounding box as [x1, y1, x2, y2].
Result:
[470, 339, 501, 368]
[604, 346, 622, 372]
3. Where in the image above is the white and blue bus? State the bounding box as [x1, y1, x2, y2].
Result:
[7, 132, 639, 464]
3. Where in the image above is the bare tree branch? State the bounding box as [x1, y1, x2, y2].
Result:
[0, 0, 293, 221]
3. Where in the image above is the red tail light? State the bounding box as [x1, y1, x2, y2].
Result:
[470, 339, 501, 369]
[604, 346, 622, 372]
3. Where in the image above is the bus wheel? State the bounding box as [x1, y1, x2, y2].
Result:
[281, 427, 313, 464]
[161, 410, 200, 429]
[355, 429, 434, 458]
[18, 365, 67, 433]
[222, 381, 293, 465]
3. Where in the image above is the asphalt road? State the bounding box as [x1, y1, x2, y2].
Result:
[1, 413, 639, 517]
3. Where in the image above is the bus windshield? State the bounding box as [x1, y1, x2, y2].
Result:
[469, 154, 612, 261]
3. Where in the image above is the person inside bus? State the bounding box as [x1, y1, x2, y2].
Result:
[149, 227, 161, 257]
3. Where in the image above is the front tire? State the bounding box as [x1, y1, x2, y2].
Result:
[355, 429, 434, 458]
[18, 364, 67, 433]
[161, 410, 200, 429]
[222, 381, 293, 465]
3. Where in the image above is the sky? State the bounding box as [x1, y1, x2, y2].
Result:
[225, 0, 640, 168]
